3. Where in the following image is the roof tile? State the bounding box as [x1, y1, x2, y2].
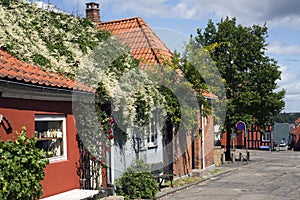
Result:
[98, 17, 216, 99]
[0, 50, 94, 93]
[290, 126, 300, 135]
[295, 117, 300, 123]
[98, 17, 172, 65]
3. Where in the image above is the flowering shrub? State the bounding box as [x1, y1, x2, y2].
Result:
[0, 0, 109, 77]
[0, 1, 166, 136]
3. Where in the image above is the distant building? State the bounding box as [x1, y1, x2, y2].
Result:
[289, 118, 300, 150]
[220, 124, 273, 150]
[273, 123, 294, 145]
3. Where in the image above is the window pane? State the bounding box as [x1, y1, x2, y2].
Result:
[34, 116, 66, 160]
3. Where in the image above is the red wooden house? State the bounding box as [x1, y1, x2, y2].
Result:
[0, 49, 97, 198]
[220, 124, 273, 150]
[289, 118, 300, 150]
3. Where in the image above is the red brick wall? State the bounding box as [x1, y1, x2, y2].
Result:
[204, 115, 215, 167]
[172, 130, 193, 177]
[194, 136, 202, 169]
[172, 114, 215, 177]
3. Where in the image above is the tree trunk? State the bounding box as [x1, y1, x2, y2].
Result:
[225, 126, 231, 161]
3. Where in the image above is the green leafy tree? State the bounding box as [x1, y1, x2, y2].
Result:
[274, 112, 300, 123]
[0, 127, 49, 200]
[193, 17, 285, 159]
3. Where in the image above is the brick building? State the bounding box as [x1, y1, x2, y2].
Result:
[289, 118, 300, 150]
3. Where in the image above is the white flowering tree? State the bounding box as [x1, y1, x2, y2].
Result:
[0, 0, 168, 163]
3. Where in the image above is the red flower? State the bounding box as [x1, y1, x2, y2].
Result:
[100, 161, 106, 165]
[108, 134, 114, 140]
[108, 129, 112, 133]
[110, 117, 115, 124]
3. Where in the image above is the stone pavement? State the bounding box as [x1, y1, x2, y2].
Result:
[156, 149, 268, 199]
[159, 150, 300, 200]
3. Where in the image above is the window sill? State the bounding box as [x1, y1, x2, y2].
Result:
[148, 142, 158, 149]
[48, 155, 67, 163]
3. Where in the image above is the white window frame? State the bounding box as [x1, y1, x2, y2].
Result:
[35, 115, 67, 162]
[147, 121, 158, 149]
[262, 132, 271, 142]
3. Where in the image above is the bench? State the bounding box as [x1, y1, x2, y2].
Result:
[40, 189, 99, 200]
[150, 162, 175, 190]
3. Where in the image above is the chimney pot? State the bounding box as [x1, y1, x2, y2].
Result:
[86, 2, 100, 23]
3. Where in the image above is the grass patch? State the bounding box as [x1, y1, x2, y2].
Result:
[165, 176, 202, 188]
[209, 168, 223, 175]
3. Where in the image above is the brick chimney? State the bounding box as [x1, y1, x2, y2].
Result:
[86, 2, 100, 23]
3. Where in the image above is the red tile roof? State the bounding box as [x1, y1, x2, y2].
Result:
[202, 91, 217, 99]
[98, 17, 216, 99]
[98, 17, 172, 65]
[0, 50, 94, 93]
[290, 126, 300, 135]
[295, 117, 300, 123]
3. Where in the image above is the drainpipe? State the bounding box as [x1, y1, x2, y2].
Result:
[201, 104, 205, 170]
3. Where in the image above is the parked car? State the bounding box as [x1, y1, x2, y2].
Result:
[276, 138, 288, 151]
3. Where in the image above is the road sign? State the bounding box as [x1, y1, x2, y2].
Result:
[236, 121, 246, 131]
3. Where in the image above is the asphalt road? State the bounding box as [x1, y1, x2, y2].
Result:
[162, 150, 300, 200]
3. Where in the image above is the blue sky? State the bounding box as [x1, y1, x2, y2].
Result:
[38, 0, 300, 113]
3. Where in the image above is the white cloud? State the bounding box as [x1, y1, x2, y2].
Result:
[34, 1, 62, 12]
[268, 41, 300, 55]
[276, 64, 300, 112]
[40, 0, 300, 29]
[283, 84, 300, 96]
[267, 15, 300, 29]
[277, 65, 297, 85]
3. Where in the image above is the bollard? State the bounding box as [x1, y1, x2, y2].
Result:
[221, 153, 225, 164]
[231, 153, 235, 163]
[247, 152, 250, 161]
